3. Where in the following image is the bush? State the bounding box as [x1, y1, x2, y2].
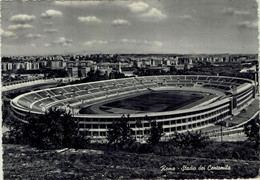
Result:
[128, 142, 154, 154]
[3, 108, 91, 150]
[2, 116, 30, 145]
[147, 121, 164, 146]
[169, 131, 211, 149]
[107, 114, 136, 151]
[244, 117, 260, 149]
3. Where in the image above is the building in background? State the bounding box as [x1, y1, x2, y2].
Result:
[67, 67, 78, 78]
[80, 67, 91, 77]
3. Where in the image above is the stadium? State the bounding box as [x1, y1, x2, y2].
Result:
[11, 75, 257, 141]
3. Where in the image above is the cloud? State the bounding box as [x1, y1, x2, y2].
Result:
[55, 1, 101, 7]
[30, 43, 36, 47]
[142, 40, 163, 47]
[25, 34, 45, 39]
[78, 16, 102, 24]
[223, 8, 236, 15]
[84, 40, 107, 46]
[234, 10, 251, 16]
[223, 8, 250, 16]
[45, 37, 72, 47]
[45, 43, 51, 47]
[0, 28, 17, 38]
[140, 8, 167, 20]
[112, 19, 130, 27]
[44, 28, 59, 33]
[120, 39, 138, 44]
[44, 22, 54, 26]
[41, 9, 63, 18]
[153, 41, 163, 47]
[10, 14, 36, 24]
[52, 37, 73, 46]
[116, 39, 163, 47]
[179, 15, 193, 21]
[7, 24, 34, 31]
[128, 2, 149, 13]
[237, 21, 258, 29]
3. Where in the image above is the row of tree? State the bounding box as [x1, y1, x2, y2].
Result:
[2, 108, 211, 152]
[3, 108, 259, 151]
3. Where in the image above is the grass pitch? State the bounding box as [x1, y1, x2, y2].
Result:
[80, 90, 213, 114]
[103, 90, 204, 112]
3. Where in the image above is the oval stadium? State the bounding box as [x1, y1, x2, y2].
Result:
[11, 75, 257, 141]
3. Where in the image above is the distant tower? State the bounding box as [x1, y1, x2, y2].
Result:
[119, 62, 122, 73]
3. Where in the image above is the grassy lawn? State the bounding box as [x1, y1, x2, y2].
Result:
[80, 90, 208, 114]
[3, 144, 259, 179]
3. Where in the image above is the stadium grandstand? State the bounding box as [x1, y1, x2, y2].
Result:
[11, 75, 257, 141]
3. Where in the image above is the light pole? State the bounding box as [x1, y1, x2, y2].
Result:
[136, 119, 142, 142]
[219, 111, 224, 142]
[220, 123, 223, 142]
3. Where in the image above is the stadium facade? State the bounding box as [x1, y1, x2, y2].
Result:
[11, 75, 257, 140]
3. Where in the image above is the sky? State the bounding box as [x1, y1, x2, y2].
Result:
[0, 0, 258, 56]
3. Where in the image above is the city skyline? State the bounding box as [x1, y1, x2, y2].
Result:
[1, 0, 258, 56]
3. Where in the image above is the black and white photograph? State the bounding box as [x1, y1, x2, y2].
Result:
[1, 0, 259, 179]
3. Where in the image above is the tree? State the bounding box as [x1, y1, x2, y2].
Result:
[169, 131, 210, 149]
[244, 118, 260, 149]
[2, 119, 29, 145]
[2, 100, 11, 126]
[147, 121, 164, 146]
[5, 108, 91, 149]
[107, 114, 135, 151]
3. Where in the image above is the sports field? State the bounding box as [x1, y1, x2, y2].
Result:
[80, 90, 216, 114]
